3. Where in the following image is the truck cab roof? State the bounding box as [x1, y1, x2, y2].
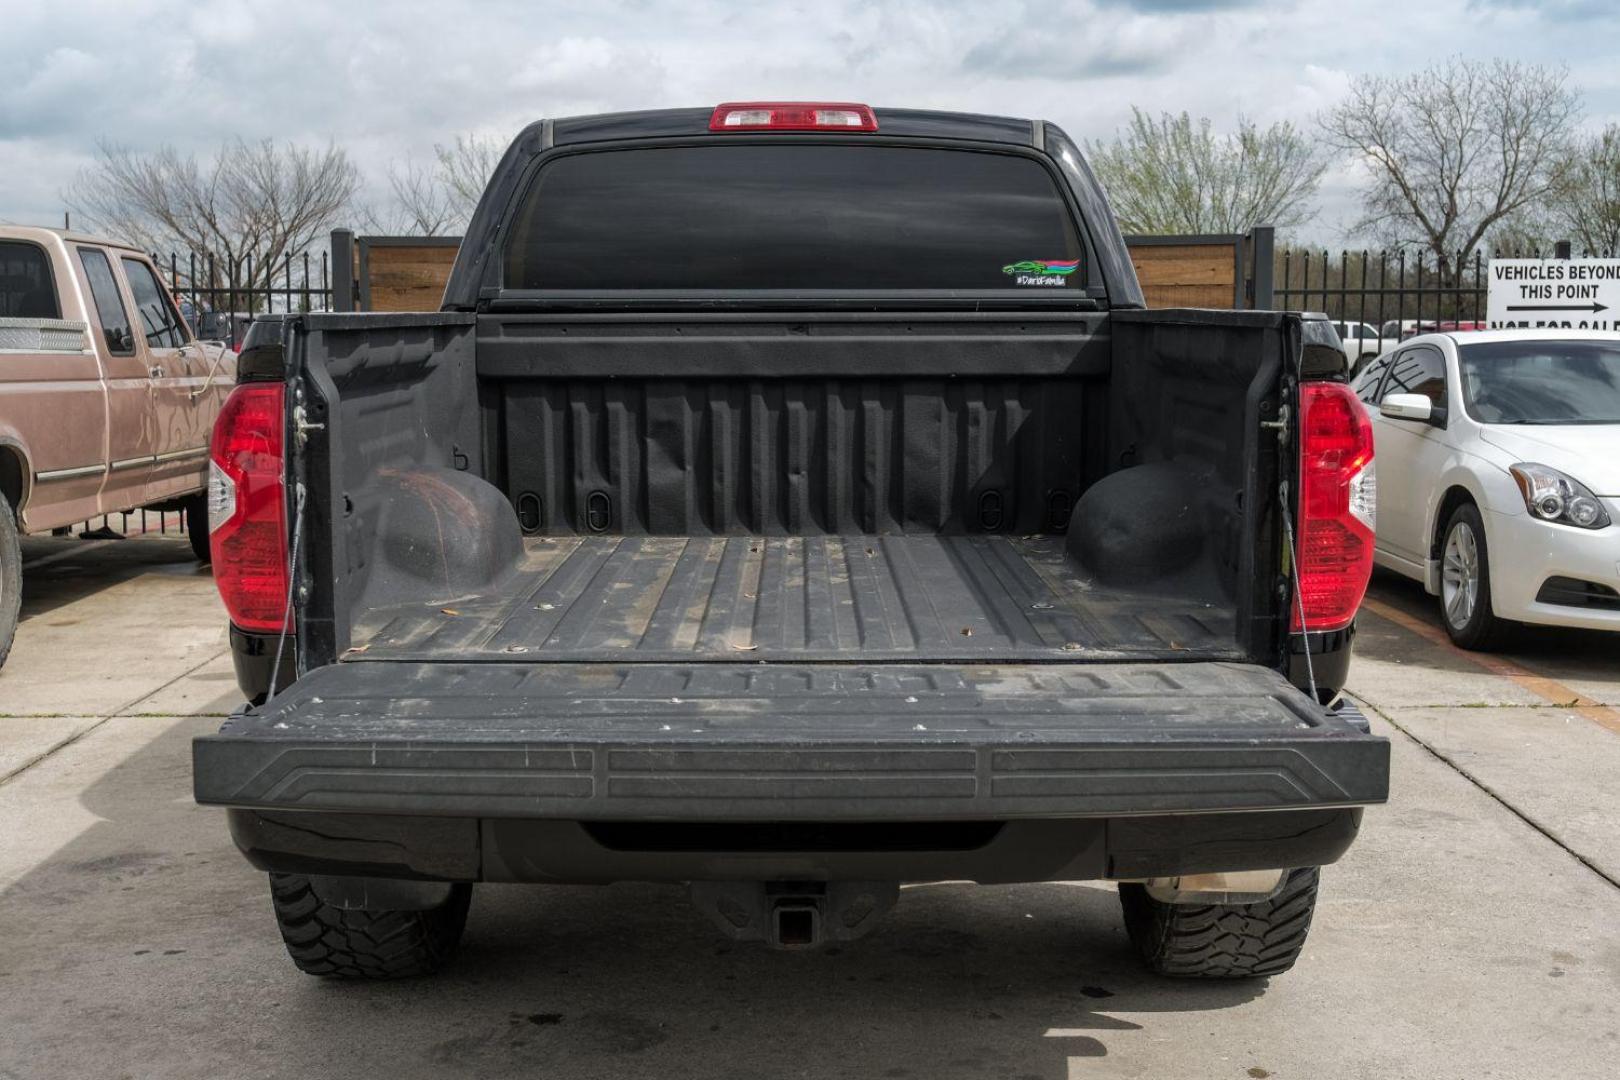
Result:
[545, 106, 1041, 147]
[0, 225, 144, 254]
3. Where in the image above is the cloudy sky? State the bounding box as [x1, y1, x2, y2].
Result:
[3, 0, 1618, 244]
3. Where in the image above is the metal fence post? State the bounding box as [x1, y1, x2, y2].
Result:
[1248, 225, 1275, 310]
[331, 229, 356, 312]
[1555, 239, 1573, 260]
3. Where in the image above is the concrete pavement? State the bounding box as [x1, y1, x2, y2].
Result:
[1, 537, 1617, 1079]
[1350, 568, 1620, 887]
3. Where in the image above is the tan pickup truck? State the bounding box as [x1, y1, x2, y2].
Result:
[0, 227, 235, 668]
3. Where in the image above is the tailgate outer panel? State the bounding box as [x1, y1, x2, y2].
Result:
[193, 661, 1388, 820]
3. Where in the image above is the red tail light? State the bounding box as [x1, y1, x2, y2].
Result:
[208, 383, 288, 633]
[1294, 382, 1376, 632]
[709, 101, 878, 132]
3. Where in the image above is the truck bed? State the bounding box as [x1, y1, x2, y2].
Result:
[351, 533, 1236, 664]
[289, 310, 1291, 673]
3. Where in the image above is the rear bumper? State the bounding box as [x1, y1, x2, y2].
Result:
[195, 661, 1386, 828]
[226, 806, 1367, 885]
[228, 623, 295, 706]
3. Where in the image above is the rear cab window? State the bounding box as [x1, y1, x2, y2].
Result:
[502, 144, 1084, 295]
[0, 241, 60, 319]
[120, 257, 190, 348]
[78, 248, 135, 355]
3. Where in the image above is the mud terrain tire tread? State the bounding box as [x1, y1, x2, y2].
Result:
[268, 873, 471, 980]
[1118, 867, 1320, 979]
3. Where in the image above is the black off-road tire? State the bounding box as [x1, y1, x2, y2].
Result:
[268, 873, 472, 980]
[1119, 867, 1320, 979]
[0, 499, 20, 671]
[184, 493, 212, 564]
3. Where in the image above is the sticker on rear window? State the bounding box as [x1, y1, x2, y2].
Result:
[1003, 259, 1077, 286]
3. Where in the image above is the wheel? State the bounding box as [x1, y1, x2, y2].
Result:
[184, 493, 212, 564]
[1438, 502, 1509, 650]
[268, 873, 472, 979]
[0, 499, 20, 671]
[1119, 867, 1320, 979]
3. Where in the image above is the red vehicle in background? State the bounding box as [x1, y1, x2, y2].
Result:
[1403, 320, 1485, 339]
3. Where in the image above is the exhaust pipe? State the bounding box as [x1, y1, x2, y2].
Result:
[1141, 869, 1287, 905]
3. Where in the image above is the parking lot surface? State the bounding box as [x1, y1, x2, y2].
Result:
[1, 535, 1617, 1079]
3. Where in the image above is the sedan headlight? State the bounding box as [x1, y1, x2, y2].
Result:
[1509, 463, 1611, 530]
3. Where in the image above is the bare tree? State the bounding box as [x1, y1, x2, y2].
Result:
[434, 134, 506, 223]
[66, 138, 360, 294]
[358, 136, 505, 236]
[1322, 58, 1582, 271]
[1085, 108, 1326, 234]
[1548, 124, 1620, 255]
[1487, 207, 1558, 257]
[357, 158, 459, 236]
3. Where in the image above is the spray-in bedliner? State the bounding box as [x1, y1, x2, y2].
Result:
[350, 533, 1235, 663]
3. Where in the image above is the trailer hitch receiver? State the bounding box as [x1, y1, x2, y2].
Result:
[690, 880, 899, 950]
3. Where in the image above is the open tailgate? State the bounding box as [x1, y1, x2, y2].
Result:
[194, 661, 1388, 821]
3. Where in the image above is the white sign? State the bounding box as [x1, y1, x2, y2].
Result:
[1487, 259, 1620, 331]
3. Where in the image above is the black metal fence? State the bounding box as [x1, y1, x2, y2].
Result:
[68, 507, 193, 542]
[157, 249, 334, 349]
[1275, 244, 1615, 337]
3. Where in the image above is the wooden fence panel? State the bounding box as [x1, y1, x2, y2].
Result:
[355, 238, 462, 312]
[1123, 237, 1243, 309]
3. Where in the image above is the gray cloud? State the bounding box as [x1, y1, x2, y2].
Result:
[1467, 0, 1614, 16]
[3, 0, 1618, 248]
[960, 36, 1171, 80]
[1092, 0, 1257, 9]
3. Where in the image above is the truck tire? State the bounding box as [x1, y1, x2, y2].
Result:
[1438, 502, 1509, 650]
[1118, 867, 1319, 979]
[0, 499, 20, 671]
[184, 493, 212, 564]
[268, 873, 472, 979]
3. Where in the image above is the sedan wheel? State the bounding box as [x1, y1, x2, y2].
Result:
[1437, 502, 1509, 651]
[1441, 520, 1479, 629]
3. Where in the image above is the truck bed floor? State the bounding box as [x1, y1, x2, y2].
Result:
[353, 535, 1237, 663]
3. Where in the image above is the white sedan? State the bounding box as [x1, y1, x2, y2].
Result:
[1352, 330, 1620, 649]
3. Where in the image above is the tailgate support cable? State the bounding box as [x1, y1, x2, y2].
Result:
[1281, 493, 1318, 703]
[1273, 385, 1319, 704]
[266, 481, 307, 705]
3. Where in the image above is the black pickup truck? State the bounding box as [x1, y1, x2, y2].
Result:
[195, 103, 1387, 982]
